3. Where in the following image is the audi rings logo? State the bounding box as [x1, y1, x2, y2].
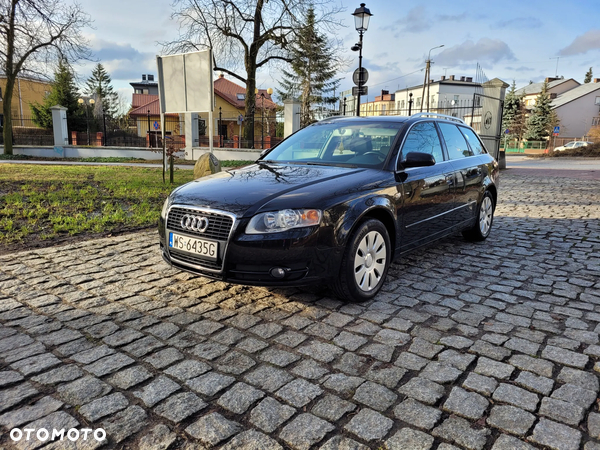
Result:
[180, 214, 210, 232]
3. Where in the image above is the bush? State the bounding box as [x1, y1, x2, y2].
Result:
[547, 142, 600, 157]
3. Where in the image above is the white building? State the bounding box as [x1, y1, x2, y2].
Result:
[550, 81, 600, 138]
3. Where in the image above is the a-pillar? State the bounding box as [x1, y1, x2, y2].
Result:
[184, 112, 199, 160]
[50, 105, 68, 148]
[284, 98, 301, 138]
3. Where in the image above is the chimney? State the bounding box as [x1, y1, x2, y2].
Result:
[142, 74, 147, 81]
[550, 93, 558, 99]
[545, 77, 559, 83]
[594, 78, 600, 83]
[449, 75, 455, 81]
[460, 76, 465, 81]
[381, 90, 389, 95]
[441, 76, 446, 81]
[466, 77, 473, 82]
[148, 75, 154, 82]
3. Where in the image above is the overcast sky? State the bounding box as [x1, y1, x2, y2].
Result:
[75, 0, 600, 104]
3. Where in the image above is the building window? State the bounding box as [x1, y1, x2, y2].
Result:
[237, 93, 245, 100]
[416, 97, 422, 107]
[453, 95, 459, 103]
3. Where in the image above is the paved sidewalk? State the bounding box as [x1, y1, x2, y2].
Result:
[0, 171, 599, 449]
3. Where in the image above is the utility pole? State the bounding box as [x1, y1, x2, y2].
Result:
[420, 45, 444, 113]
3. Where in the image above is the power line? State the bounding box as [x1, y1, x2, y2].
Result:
[367, 67, 425, 90]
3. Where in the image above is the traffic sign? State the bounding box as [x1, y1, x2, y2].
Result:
[153, 121, 160, 130]
[553, 126, 560, 134]
[352, 85, 368, 96]
[237, 114, 244, 125]
[353, 68, 369, 86]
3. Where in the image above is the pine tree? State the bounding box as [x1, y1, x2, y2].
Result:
[584, 67, 593, 83]
[31, 60, 83, 129]
[525, 81, 554, 141]
[276, 8, 340, 127]
[501, 80, 527, 143]
[85, 63, 118, 117]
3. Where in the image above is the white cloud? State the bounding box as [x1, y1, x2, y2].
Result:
[434, 38, 515, 66]
[559, 29, 600, 56]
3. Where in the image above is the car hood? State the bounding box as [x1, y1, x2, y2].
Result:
[170, 163, 367, 217]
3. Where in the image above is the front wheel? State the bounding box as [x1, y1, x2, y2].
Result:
[463, 191, 495, 241]
[332, 219, 391, 303]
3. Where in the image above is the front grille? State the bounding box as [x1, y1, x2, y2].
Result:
[169, 248, 222, 270]
[167, 207, 234, 240]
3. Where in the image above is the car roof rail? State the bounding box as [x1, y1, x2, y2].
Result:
[410, 112, 466, 124]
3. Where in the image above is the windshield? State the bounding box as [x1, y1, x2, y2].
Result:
[262, 121, 404, 168]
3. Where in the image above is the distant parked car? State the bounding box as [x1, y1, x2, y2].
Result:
[159, 113, 499, 302]
[554, 141, 593, 152]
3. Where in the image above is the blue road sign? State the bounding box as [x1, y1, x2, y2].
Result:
[153, 121, 160, 130]
[553, 126, 560, 133]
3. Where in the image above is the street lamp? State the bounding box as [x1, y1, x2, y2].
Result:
[256, 87, 273, 149]
[352, 3, 372, 117]
[78, 97, 95, 145]
[420, 44, 444, 113]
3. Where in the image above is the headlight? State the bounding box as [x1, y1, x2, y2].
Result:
[246, 209, 322, 234]
[160, 198, 170, 219]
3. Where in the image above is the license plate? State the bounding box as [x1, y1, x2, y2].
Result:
[169, 232, 218, 260]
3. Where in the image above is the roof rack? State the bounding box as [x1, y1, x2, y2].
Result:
[410, 112, 466, 124]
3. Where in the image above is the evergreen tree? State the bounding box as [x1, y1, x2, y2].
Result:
[85, 64, 118, 117]
[31, 60, 83, 129]
[501, 80, 527, 143]
[525, 81, 554, 141]
[584, 67, 593, 83]
[276, 8, 340, 127]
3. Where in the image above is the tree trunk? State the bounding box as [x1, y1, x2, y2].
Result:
[2, 77, 16, 155]
[244, 53, 258, 147]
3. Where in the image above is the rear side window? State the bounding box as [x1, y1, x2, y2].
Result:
[438, 123, 474, 160]
[459, 127, 486, 155]
[401, 122, 444, 163]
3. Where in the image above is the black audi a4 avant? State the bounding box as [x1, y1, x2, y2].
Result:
[159, 113, 499, 302]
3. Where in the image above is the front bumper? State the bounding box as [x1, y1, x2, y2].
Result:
[159, 208, 342, 287]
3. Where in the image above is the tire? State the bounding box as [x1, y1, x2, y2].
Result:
[463, 190, 495, 241]
[332, 219, 391, 303]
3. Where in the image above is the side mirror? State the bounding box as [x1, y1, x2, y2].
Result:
[400, 152, 436, 169]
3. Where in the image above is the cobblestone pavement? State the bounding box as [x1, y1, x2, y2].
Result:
[1, 171, 600, 450]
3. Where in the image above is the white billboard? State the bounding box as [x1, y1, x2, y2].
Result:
[157, 50, 214, 113]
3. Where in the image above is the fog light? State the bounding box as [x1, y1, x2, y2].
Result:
[270, 267, 286, 279]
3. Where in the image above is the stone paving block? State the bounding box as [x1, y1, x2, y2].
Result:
[491, 434, 536, 450]
[191, 340, 230, 360]
[10, 352, 62, 376]
[31, 364, 84, 385]
[443, 386, 489, 420]
[557, 366, 600, 392]
[552, 383, 597, 408]
[358, 343, 395, 362]
[492, 383, 539, 412]
[322, 373, 365, 395]
[187, 371, 235, 396]
[143, 347, 184, 369]
[164, 359, 211, 381]
[87, 321, 119, 339]
[515, 371, 554, 395]
[71, 344, 116, 364]
[280, 413, 335, 450]
[154, 391, 207, 422]
[312, 394, 356, 422]
[409, 337, 444, 358]
[85, 352, 135, 376]
[133, 375, 180, 407]
[250, 397, 296, 433]
[333, 352, 369, 376]
[244, 364, 294, 392]
[462, 372, 498, 396]
[539, 396, 585, 426]
[542, 345, 589, 369]
[79, 392, 129, 422]
[385, 428, 434, 450]
[333, 331, 368, 351]
[137, 424, 178, 450]
[291, 359, 329, 380]
[107, 365, 152, 389]
[439, 335, 474, 349]
[469, 340, 512, 361]
[528, 417, 581, 450]
[487, 404, 536, 436]
[353, 380, 397, 411]
[344, 408, 393, 442]
[432, 416, 490, 450]
[217, 381, 265, 414]
[297, 341, 344, 363]
[0, 395, 63, 429]
[436, 349, 477, 370]
[319, 435, 369, 450]
[504, 337, 540, 356]
[121, 335, 165, 357]
[475, 356, 515, 380]
[101, 405, 148, 444]
[364, 362, 406, 389]
[509, 354, 554, 377]
[274, 330, 308, 348]
[421, 361, 462, 384]
[57, 376, 111, 406]
[276, 378, 323, 407]
[398, 377, 445, 405]
[260, 347, 301, 367]
[216, 350, 257, 375]
[588, 412, 600, 439]
[393, 398, 441, 430]
[24, 410, 80, 445]
[374, 328, 411, 346]
[3, 341, 47, 363]
[236, 337, 269, 353]
[186, 412, 243, 445]
[221, 429, 283, 450]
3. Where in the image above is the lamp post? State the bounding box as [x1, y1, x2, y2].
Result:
[420, 44, 444, 113]
[352, 3, 372, 117]
[256, 87, 273, 149]
[78, 97, 95, 145]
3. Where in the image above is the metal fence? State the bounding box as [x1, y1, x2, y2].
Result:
[0, 116, 54, 146]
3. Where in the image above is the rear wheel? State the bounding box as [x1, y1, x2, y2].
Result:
[332, 219, 391, 303]
[463, 191, 495, 241]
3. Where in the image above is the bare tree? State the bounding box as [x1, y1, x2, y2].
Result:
[0, 0, 91, 155]
[163, 0, 342, 144]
